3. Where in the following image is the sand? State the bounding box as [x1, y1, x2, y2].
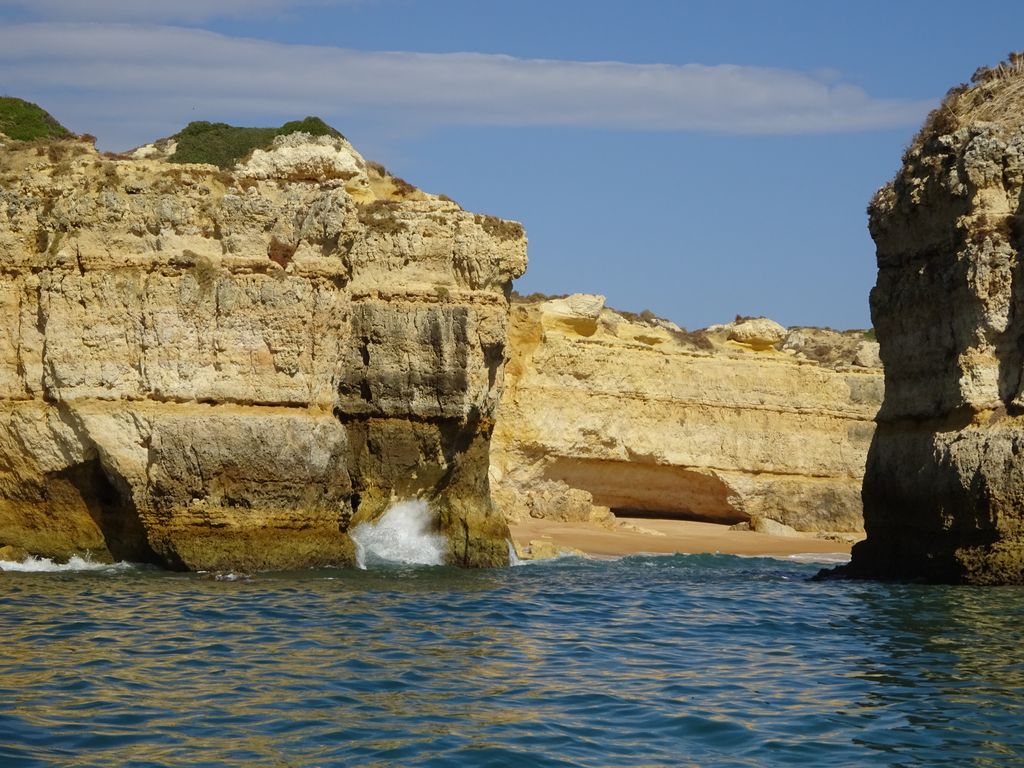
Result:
[509, 517, 858, 560]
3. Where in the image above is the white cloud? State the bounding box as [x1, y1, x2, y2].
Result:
[0, 22, 934, 149]
[0, 0, 354, 23]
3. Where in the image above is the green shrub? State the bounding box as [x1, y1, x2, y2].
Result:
[168, 116, 343, 169]
[0, 97, 69, 141]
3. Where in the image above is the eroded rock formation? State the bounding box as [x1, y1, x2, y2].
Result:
[0, 130, 526, 570]
[838, 60, 1024, 584]
[490, 295, 881, 532]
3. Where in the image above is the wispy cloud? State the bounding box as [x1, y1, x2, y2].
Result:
[0, 0, 355, 23]
[0, 22, 933, 149]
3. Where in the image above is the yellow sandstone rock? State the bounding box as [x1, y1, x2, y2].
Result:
[517, 539, 587, 561]
[0, 130, 526, 570]
[839, 56, 1024, 584]
[491, 295, 881, 533]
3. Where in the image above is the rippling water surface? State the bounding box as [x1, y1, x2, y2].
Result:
[2, 554, 1023, 767]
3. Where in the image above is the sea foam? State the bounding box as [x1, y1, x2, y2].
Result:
[349, 499, 447, 568]
[0, 555, 135, 573]
[784, 552, 851, 565]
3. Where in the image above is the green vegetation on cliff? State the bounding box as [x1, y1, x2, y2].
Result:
[168, 116, 343, 168]
[0, 97, 69, 141]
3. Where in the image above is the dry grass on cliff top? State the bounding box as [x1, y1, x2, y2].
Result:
[911, 51, 1024, 153]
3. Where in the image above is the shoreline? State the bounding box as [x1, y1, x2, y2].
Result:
[509, 517, 858, 561]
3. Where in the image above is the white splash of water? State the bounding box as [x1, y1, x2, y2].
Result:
[507, 540, 523, 566]
[349, 499, 447, 568]
[785, 552, 851, 565]
[0, 555, 135, 573]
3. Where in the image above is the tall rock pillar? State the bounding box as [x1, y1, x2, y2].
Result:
[840, 60, 1024, 583]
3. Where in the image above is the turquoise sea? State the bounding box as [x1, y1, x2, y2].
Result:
[1, 552, 1023, 767]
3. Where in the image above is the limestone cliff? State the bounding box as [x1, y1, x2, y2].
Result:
[838, 57, 1024, 584]
[0, 128, 526, 570]
[490, 295, 881, 533]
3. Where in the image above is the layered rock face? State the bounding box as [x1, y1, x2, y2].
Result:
[842, 64, 1024, 584]
[490, 295, 881, 532]
[0, 132, 526, 570]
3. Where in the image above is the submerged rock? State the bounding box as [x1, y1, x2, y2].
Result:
[517, 539, 586, 561]
[0, 123, 526, 570]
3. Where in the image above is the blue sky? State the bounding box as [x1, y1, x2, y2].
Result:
[1, 0, 1021, 329]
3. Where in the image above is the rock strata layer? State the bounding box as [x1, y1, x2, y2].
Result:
[0, 131, 526, 570]
[838, 62, 1024, 584]
[490, 296, 881, 532]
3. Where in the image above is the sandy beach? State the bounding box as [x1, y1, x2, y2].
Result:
[509, 517, 858, 560]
